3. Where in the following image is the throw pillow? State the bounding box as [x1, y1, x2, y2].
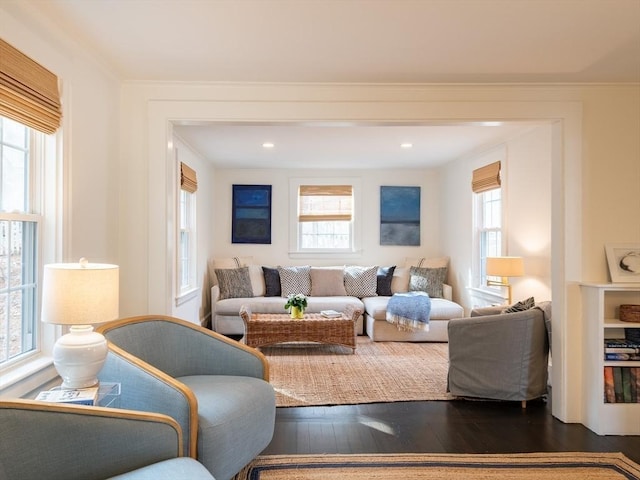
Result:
[209, 256, 253, 286]
[215, 267, 254, 300]
[344, 265, 378, 297]
[310, 267, 347, 296]
[262, 266, 281, 297]
[502, 297, 536, 313]
[409, 266, 448, 298]
[376, 266, 396, 296]
[278, 265, 311, 297]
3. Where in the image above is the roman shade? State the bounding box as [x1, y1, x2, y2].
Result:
[0, 38, 62, 135]
[472, 161, 501, 193]
[298, 184, 352, 222]
[180, 162, 198, 193]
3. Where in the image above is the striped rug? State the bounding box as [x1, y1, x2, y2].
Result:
[234, 453, 640, 479]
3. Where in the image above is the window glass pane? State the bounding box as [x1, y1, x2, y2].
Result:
[2, 146, 27, 212]
[2, 118, 28, 148]
[0, 220, 37, 362]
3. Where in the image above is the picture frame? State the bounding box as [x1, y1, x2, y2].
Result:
[605, 243, 640, 283]
[379, 185, 421, 246]
[232, 184, 272, 244]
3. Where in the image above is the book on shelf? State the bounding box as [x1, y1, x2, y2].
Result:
[605, 353, 640, 361]
[320, 310, 342, 318]
[35, 386, 99, 406]
[603, 366, 640, 403]
[605, 339, 640, 349]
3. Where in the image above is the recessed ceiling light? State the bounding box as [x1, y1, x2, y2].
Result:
[400, 143, 413, 149]
[262, 142, 275, 149]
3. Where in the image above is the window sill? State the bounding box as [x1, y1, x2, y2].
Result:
[175, 287, 198, 306]
[0, 355, 58, 398]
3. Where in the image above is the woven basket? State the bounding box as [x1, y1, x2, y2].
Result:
[619, 304, 640, 323]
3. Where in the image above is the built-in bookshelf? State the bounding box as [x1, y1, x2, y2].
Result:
[581, 283, 640, 435]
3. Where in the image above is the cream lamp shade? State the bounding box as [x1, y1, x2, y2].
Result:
[41, 259, 119, 389]
[486, 256, 525, 278]
[485, 256, 524, 305]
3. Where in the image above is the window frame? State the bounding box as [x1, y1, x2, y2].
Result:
[473, 186, 504, 292]
[0, 116, 59, 394]
[289, 177, 362, 259]
[175, 153, 198, 305]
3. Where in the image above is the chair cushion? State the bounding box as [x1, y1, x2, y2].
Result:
[107, 457, 214, 479]
[178, 375, 276, 480]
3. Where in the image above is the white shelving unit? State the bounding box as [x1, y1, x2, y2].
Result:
[581, 283, 640, 435]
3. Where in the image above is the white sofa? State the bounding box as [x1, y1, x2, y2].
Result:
[209, 257, 464, 342]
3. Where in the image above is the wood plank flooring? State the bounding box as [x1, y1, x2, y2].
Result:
[263, 394, 640, 464]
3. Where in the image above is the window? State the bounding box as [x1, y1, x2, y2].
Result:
[177, 160, 197, 299]
[297, 184, 353, 251]
[476, 188, 502, 287]
[0, 116, 41, 367]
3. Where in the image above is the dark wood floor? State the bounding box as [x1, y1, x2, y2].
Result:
[263, 394, 640, 464]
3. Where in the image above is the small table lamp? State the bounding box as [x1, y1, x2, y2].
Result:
[486, 256, 524, 305]
[41, 258, 119, 389]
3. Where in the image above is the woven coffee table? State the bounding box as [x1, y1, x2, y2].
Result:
[239, 305, 362, 353]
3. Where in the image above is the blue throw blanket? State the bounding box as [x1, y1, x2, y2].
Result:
[386, 291, 431, 331]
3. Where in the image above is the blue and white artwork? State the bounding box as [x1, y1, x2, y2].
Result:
[232, 184, 272, 244]
[380, 186, 421, 246]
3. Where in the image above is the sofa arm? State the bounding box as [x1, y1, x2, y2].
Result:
[447, 309, 549, 401]
[211, 284, 220, 304]
[0, 399, 185, 480]
[442, 283, 452, 301]
[470, 305, 505, 317]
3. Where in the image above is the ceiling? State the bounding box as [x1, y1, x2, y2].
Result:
[21, 0, 640, 168]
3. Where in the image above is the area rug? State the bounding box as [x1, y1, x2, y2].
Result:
[261, 337, 452, 407]
[233, 453, 640, 479]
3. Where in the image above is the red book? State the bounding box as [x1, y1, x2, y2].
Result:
[604, 366, 616, 403]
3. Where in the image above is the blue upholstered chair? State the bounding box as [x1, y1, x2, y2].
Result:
[96, 315, 276, 480]
[0, 399, 214, 480]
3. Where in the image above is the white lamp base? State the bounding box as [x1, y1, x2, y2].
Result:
[53, 325, 108, 389]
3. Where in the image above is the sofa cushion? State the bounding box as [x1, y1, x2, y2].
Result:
[362, 296, 464, 321]
[310, 267, 347, 296]
[409, 266, 448, 298]
[344, 265, 378, 297]
[215, 267, 254, 300]
[278, 265, 311, 296]
[376, 266, 396, 296]
[262, 266, 281, 297]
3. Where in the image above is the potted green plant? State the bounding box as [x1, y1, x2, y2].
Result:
[284, 293, 308, 319]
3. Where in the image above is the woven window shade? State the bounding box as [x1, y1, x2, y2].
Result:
[0, 39, 62, 135]
[472, 161, 501, 193]
[299, 185, 352, 222]
[180, 162, 197, 193]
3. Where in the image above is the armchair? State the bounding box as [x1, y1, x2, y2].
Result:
[96, 315, 276, 480]
[447, 301, 551, 407]
[0, 399, 214, 480]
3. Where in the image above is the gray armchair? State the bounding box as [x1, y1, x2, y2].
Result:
[96, 315, 276, 480]
[0, 399, 214, 480]
[447, 301, 551, 406]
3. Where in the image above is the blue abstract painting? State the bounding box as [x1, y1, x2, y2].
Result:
[232, 185, 272, 244]
[380, 186, 421, 246]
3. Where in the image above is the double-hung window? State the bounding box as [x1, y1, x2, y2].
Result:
[177, 160, 197, 301]
[472, 161, 503, 289]
[0, 116, 40, 367]
[291, 179, 360, 255]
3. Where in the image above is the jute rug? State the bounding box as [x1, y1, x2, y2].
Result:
[261, 337, 452, 407]
[234, 453, 640, 479]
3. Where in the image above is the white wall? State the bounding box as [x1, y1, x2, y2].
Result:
[440, 125, 553, 312]
[211, 168, 442, 267]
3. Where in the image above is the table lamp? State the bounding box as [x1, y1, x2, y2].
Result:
[41, 258, 119, 389]
[486, 256, 524, 305]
